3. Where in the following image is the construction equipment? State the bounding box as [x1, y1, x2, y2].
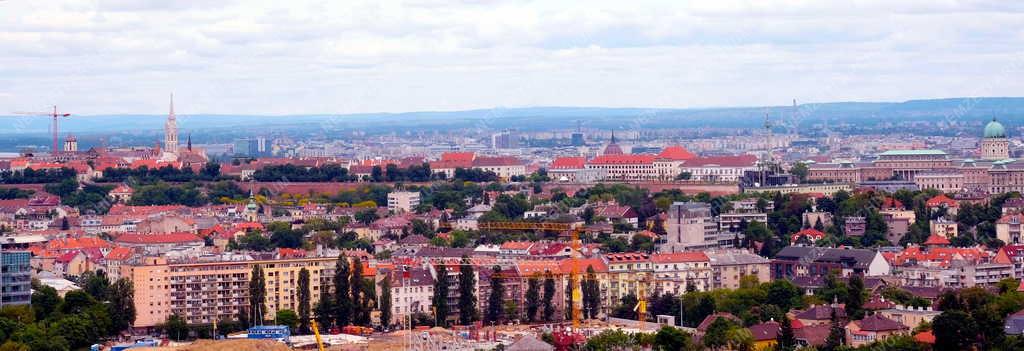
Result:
[13, 106, 71, 154]
[437, 220, 576, 232]
[310, 319, 326, 351]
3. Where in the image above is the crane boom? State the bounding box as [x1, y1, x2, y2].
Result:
[12, 106, 72, 154]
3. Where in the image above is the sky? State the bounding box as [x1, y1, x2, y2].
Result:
[1, 0, 1023, 115]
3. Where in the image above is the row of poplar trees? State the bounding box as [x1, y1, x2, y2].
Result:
[429, 257, 602, 327]
[248, 255, 376, 334]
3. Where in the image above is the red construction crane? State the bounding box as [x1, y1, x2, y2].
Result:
[12, 106, 71, 154]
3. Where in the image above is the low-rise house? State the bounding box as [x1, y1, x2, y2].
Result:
[794, 305, 846, 327]
[772, 246, 891, 279]
[747, 320, 780, 351]
[845, 314, 909, 347]
[878, 305, 940, 329]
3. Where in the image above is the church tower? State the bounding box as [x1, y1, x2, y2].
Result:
[165, 93, 179, 154]
[981, 117, 1009, 160]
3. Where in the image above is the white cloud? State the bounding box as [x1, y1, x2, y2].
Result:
[0, 0, 1021, 115]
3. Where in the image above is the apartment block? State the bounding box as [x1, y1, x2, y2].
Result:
[124, 256, 340, 329]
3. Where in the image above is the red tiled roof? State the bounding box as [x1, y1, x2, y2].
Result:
[926, 194, 958, 208]
[46, 237, 113, 251]
[914, 331, 935, 344]
[441, 152, 475, 162]
[115, 232, 203, 244]
[558, 258, 608, 274]
[500, 241, 534, 250]
[791, 228, 826, 243]
[882, 197, 904, 210]
[923, 234, 951, 246]
[104, 246, 134, 261]
[550, 157, 586, 169]
[998, 214, 1024, 224]
[588, 154, 656, 165]
[657, 145, 696, 160]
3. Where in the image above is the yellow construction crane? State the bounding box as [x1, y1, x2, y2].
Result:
[310, 320, 326, 351]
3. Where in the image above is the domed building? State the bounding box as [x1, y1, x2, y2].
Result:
[981, 117, 1009, 160]
[602, 131, 623, 155]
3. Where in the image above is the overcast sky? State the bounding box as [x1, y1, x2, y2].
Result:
[2, 0, 1023, 115]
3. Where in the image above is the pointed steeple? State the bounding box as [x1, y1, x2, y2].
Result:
[187, 133, 192, 152]
[164, 93, 179, 154]
[610, 130, 617, 144]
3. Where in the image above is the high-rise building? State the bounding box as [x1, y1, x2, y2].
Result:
[662, 202, 718, 252]
[491, 131, 515, 149]
[1, 251, 32, 307]
[165, 94, 179, 155]
[387, 191, 421, 213]
[571, 132, 585, 146]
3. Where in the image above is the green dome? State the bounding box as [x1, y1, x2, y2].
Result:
[984, 118, 1006, 138]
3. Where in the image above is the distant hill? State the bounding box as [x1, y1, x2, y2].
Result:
[1, 97, 1023, 136]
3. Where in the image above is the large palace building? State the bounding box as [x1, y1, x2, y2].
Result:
[808, 118, 1017, 193]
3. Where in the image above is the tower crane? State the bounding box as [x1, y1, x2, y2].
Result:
[12, 106, 72, 154]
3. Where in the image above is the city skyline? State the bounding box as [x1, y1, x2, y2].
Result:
[2, 1, 1023, 115]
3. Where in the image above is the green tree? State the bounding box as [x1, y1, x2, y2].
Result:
[655, 325, 693, 351]
[703, 317, 736, 349]
[485, 265, 505, 324]
[543, 272, 556, 322]
[354, 208, 379, 225]
[248, 265, 267, 326]
[775, 317, 796, 351]
[933, 310, 977, 351]
[458, 257, 478, 325]
[822, 308, 845, 351]
[583, 265, 601, 319]
[81, 270, 110, 301]
[380, 276, 392, 328]
[11, 324, 69, 351]
[52, 314, 97, 349]
[584, 329, 635, 350]
[297, 268, 311, 334]
[314, 294, 334, 329]
[432, 264, 450, 327]
[525, 276, 540, 322]
[846, 275, 865, 320]
[350, 257, 367, 325]
[790, 162, 809, 183]
[108, 278, 136, 334]
[275, 309, 299, 332]
[30, 283, 62, 321]
[765, 279, 802, 312]
[165, 314, 189, 341]
[334, 256, 352, 326]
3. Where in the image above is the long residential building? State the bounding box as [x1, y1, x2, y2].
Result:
[123, 256, 340, 330]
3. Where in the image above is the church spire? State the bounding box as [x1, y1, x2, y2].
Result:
[164, 93, 179, 154]
[187, 133, 192, 151]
